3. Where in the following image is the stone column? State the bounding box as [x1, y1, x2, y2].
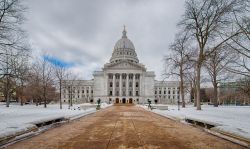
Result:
[88, 86, 91, 102]
[119, 74, 122, 96]
[112, 74, 115, 96]
[133, 74, 136, 96]
[84, 86, 87, 101]
[126, 73, 129, 96]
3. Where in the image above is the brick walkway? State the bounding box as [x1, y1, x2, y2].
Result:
[7, 105, 245, 149]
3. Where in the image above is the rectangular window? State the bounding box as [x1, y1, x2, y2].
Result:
[123, 91, 126, 96]
[109, 74, 113, 79]
[82, 90, 84, 93]
[116, 82, 119, 87]
[129, 82, 132, 87]
[129, 91, 132, 96]
[155, 91, 157, 94]
[87, 90, 89, 93]
[123, 82, 126, 87]
[135, 74, 140, 79]
[136, 82, 139, 87]
[109, 91, 112, 96]
[110, 82, 113, 87]
[136, 91, 139, 96]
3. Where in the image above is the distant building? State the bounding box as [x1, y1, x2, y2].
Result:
[62, 28, 190, 104]
[218, 80, 250, 105]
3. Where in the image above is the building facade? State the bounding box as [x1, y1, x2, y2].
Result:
[62, 28, 190, 104]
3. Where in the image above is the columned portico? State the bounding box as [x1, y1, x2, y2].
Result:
[107, 72, 143, 104]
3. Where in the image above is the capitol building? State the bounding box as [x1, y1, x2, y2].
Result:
[62, 28, 190, 104]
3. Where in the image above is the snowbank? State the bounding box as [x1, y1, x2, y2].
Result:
[140, 104, 250, 140]
[0, 103, 111, 141]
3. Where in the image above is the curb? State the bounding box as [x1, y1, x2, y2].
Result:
[0, 126, 38, 147]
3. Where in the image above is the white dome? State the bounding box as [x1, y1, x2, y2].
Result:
[114, 38, 135, 50]
[110, 28, 139, 63]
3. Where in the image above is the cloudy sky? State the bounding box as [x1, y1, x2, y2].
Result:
[23, 0, 185, 80]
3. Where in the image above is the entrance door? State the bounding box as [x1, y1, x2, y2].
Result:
[116, 98, 119, 103]
[122, 98, 126, 104]
[129, 98, 133, 104]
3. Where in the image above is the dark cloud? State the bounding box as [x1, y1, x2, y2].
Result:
[23, 0, 185, 80]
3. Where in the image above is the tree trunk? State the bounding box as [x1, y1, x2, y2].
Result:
[59, 80, 62, 109]
[44, 86, 47, 108]
[194, 89, 197, 107]
[6, 76, 10, 107]
[20, 97, 23, 106]
[20, 81, 24, 106]
[213, 79, 218, 107]
[196, 64, 201, 110]
[36, 98, 38, 106]
[180, 71, 185, 108]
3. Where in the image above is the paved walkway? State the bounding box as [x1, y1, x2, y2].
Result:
[7, 105, 245, 149]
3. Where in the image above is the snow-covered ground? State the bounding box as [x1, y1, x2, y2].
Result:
[140, 104, 250, 140]
[0, 103, 112, 140]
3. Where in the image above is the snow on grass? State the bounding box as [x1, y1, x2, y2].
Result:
[141, 104, 250, 140]
[0, 103, 111, 139]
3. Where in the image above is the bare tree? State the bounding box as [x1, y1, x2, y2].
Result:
[32, 58, 54, 108]
[64, 74, 79, 108]
[14, 54, 29, 106]
[164, 32, 192, 107]
[54, 65, 69, 109]
[205, 45, 237, 107]
[180, 0, 246, 110]
[0, 0, 29, 107]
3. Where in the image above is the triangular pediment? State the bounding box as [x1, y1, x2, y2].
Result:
[104, 60, 146, 71]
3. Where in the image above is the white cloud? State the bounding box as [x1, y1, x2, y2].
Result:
[23, 0, 185, 80]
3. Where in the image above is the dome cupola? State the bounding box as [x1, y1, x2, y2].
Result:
[110, 27, 139, 63]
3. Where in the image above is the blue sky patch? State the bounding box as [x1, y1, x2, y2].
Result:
[43, 55, 74, 68]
